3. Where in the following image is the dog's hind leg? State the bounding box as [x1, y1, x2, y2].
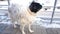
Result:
[12, 22, 17, 28]
[20, 24, 26, 34]
[28, 23, 34, 33]
[11, 19, 17, 28]
[13, 21, 18, 28]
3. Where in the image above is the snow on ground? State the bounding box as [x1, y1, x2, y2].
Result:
[40, 23, 60, 28]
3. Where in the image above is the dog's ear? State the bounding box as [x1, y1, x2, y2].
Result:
[29, 1, 42, 13]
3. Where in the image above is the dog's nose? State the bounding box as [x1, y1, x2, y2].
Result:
[29, 1, 42, 13]
[45, 8, 47, 10]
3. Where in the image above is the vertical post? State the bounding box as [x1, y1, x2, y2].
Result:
[8, 0, 10, 13]
[8, 0, 10, 6]
[8, 0, 10, 9]
[50, 0, 57, 24]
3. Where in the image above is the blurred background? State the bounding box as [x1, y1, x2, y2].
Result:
[0, 0, 60, 34]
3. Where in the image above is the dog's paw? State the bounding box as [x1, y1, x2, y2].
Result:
[22, 32, 25, 34]
[13, 24, 17, 28]
[29, 30, 34, 33]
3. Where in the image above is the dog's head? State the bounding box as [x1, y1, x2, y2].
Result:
[29, 1, 42, 13]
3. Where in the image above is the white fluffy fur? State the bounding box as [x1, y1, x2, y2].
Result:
[8, 0, 45, 34]
[9, 4, 37, 34]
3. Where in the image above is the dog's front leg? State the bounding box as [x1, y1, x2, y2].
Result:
[28, 24, 34, 33]
[20, 25, 25, 34]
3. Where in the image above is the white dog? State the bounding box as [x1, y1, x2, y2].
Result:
[8, 0, 45, 34]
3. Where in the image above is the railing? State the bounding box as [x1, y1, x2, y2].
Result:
[0, 0, 11, 24]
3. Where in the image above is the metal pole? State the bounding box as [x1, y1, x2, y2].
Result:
[8, 0, 10, 12]
[50, 0, 57, 24]
[8, 0, 10, 9]
[8, 0, 10, 6]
